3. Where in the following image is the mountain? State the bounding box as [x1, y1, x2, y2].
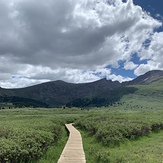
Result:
[0, 78, 122, 107]
[0, 70, 163, 108]
[125, 70, 163, 85]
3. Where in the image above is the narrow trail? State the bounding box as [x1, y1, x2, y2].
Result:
[57, 123, 86, 163]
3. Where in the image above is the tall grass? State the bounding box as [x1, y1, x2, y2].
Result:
[0, 107, 163, 162]
[76, 109, 163, 163]
[0, 108, 83, 163]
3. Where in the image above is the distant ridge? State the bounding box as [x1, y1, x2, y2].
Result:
[126, 70, 163, 85]
[0, 70, 163, 107]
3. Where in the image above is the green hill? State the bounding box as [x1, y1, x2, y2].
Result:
[0, 70, 163, 108]
[119, 78, 163, 110]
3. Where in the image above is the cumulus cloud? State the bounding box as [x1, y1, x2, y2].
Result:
[124, 61, 138, 70]
[109, 74, 133, 83]
[0, 0, 162, 88]
[135, 32, 163, 76]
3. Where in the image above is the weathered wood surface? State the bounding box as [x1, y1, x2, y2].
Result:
[57, 123, 86, 163]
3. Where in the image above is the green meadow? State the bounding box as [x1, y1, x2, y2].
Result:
[0, 106, 163, 163]
[1, 79, 163, 162]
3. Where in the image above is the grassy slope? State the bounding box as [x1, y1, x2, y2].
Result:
[77, 108, 163, 163]
[76, 77, 163, 162]
[1, 78, 163, 162]
[0, 108, 86, 163]
[66, 78, 163, 108]
[34, 126, 68, 163]
[0, 107, 163, 162]
[118, 79, 163, 110]
[81, 129, 163, 163]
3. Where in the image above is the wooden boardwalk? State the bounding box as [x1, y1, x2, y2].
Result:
[57, 123, 86, 163]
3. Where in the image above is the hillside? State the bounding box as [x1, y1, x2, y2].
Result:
[0, 79, 122, 107]
[0, 70, 163, 108]
[126, 70, 163, 85]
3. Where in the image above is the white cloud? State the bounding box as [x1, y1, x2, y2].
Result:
[0, 65, 132, 88]
[124, 61, 138, 70]
[0, 0, 162, 88]
[135, 32, 163, 76]
[109, 74, 133, 83]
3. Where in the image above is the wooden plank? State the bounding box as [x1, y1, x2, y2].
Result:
[57, 123, 86, 163]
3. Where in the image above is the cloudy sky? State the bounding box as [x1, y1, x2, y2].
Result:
[0, 0, 163, 88]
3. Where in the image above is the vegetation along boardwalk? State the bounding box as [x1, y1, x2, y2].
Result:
[57, 123, 86, 163]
